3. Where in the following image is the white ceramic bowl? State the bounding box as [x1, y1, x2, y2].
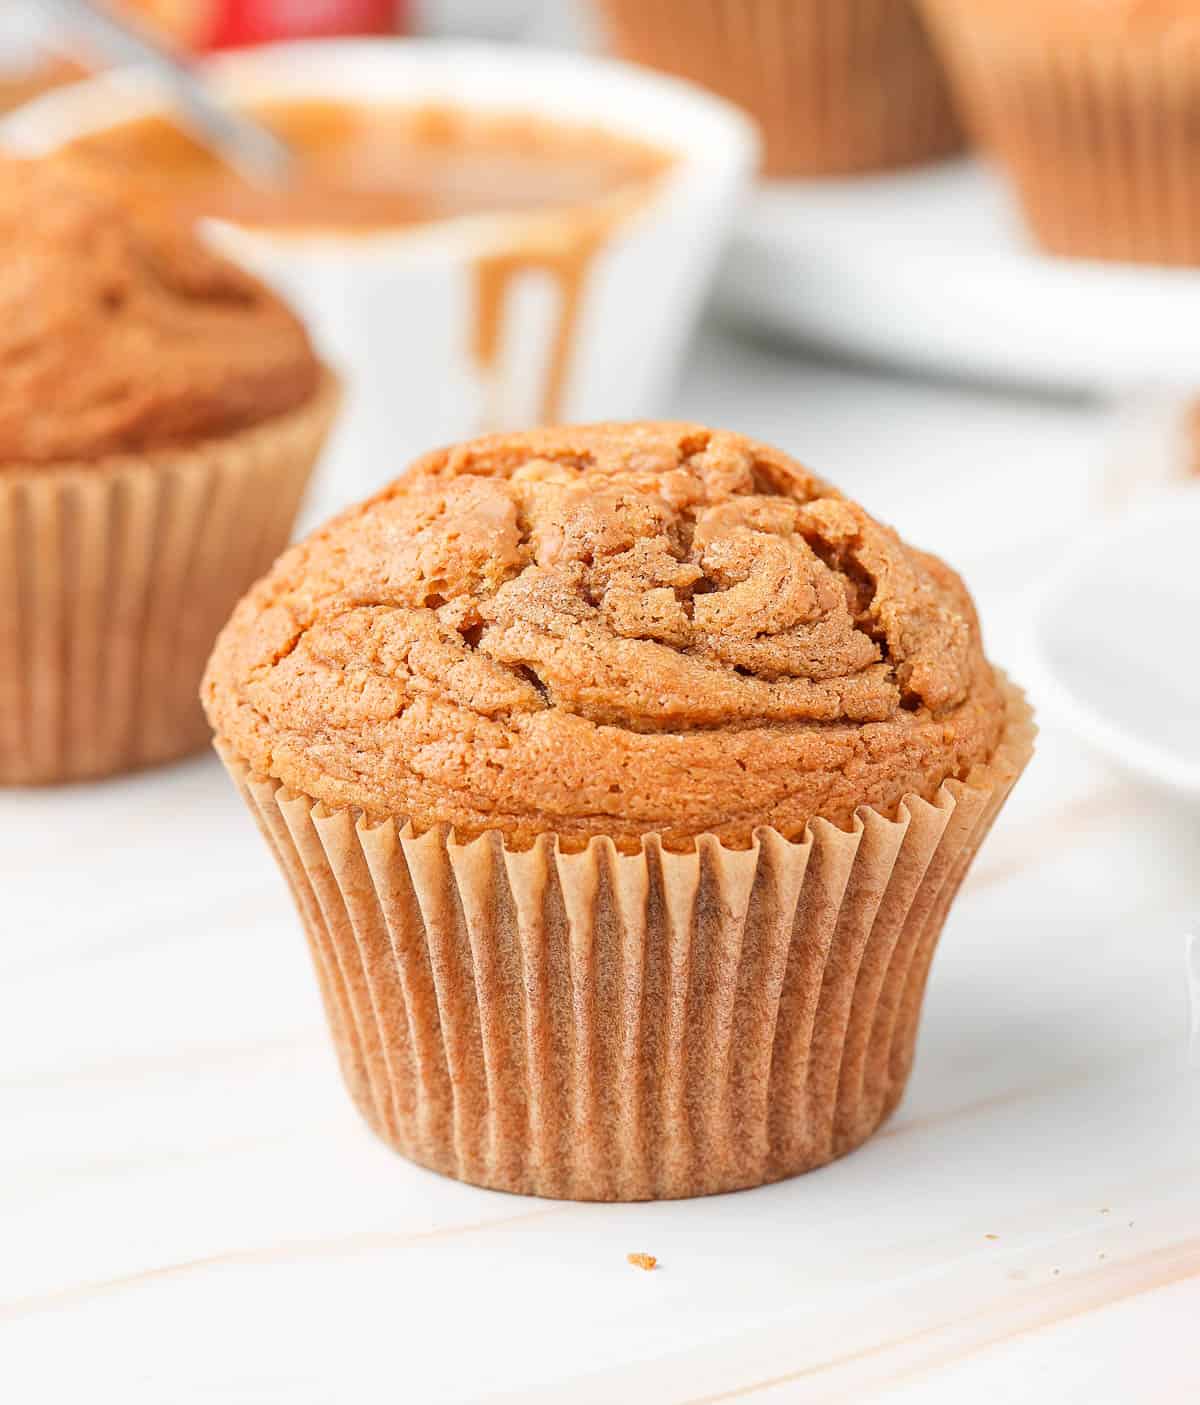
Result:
[5, 40, 759, 514]
[1022, 488, 1200, 799]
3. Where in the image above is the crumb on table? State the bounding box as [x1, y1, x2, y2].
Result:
[627, 1252, 658, 1272]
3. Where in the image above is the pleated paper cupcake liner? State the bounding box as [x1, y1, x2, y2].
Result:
[601, 0, 963, 177]
[920, 5, 1200, 264]
[0, 371, 338, 785]
[218, 680, 1034, 1202]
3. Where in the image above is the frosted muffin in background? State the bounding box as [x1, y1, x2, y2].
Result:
[203, 422, 1034, 1200]
[599, 0, 963, 176]
[921, 0, 1200, 264]
[0, 157, 338, 784]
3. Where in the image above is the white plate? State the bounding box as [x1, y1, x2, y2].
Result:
[1023, 488, 1200, 798]
[720, 159, 1200, 394]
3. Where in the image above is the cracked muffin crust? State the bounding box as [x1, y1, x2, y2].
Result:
[203, 423, 1009, 848]
[0, 156, 321, 466]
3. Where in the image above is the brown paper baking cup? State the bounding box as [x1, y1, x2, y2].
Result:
[600, 0, 963, 176]
[920, 5, 1200, 263]
[217, 681, 1033, 1201]
[0, 370, 338, 785]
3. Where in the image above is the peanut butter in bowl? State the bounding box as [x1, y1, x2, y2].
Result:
[61, 99, 672, 235]
[5, 42, 760, 509]
[61, 97, 673, 428]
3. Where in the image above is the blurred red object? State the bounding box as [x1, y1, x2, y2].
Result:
[117, 2, 406, 50]
[207, 1, 404, 47]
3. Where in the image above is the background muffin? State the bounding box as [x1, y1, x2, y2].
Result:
[598, 0, 963, 176]
[204, 423, 1032, 1200]
[920, 0, 1200, 264]
[0, 156, 339, 784]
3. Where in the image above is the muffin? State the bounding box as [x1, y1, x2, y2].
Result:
[599, 0, 963, 177]
[203, 422, 1034, 1200]
[920, 0, 1200, 264]
[0, 157, 339, 784]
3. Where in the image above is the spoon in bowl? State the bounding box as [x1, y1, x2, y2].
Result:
[34, 0, 295, 186]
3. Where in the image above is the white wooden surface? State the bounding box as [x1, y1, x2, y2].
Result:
[3, 330, 1198, 1404]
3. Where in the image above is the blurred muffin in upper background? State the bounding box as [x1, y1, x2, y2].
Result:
[920, 0, 1200, 264]
[0, 156, 338, 785]
[596, 0, 964, 176]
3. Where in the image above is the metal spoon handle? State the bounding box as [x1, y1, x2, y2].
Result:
[35, 0, 294, 186]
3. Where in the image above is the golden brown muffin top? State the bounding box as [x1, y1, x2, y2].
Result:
[204, 423, 1008, 847]
[0, 156, 321, 466]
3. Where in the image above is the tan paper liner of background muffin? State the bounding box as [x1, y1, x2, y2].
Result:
[920, 2, 1200, 264]
[0, 371, 338, 785]
[600, 0, 963, 177]
[218, 680, 1033, 1202]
